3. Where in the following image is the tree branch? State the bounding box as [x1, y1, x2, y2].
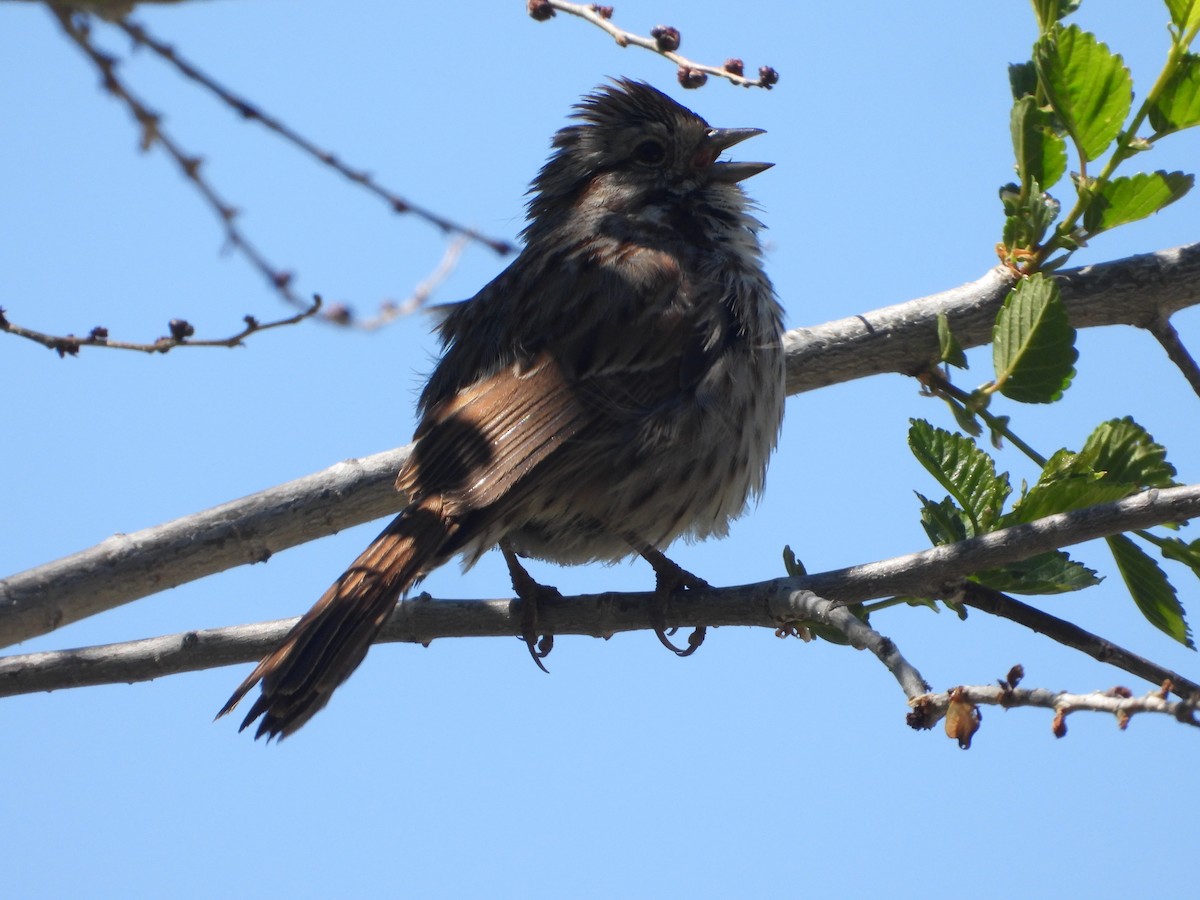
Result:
[909, 684, 1199, 740]
[527, 1, 779, 90]
[3, 245, 1199, 646]
[4, 487, 1199, 697]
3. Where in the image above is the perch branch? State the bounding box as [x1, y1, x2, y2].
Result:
[3, 487, 1198, 698]
[3, 243, 1200, 643]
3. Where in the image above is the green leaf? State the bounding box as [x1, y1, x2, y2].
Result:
[908, 421, 1010, 532]
[1078, 416, 1178, 488]
[1034, 25, 1133, 161]
[974, 550, 1100, 594]
[1150, 53, 1200, 134]
[936, 313, 968, 368]
[1034, 0, 1083, 25]
[1082, 171, 1194, 233]
[1007, 471, 1135, 524]
[1009, 61, 1039, 100]
[782, 545, 807, 577]
[1011, 96, 1068, 190]
[1165, 0, 1200, 33]
[1000, 181, 1061, 251]
[916, 491, 972, 545]
[1108, 534, 1194, 647]
[1161, 537, 1200, 576]
[992, 274, 1078, 403]
[946, 398, 983, 438]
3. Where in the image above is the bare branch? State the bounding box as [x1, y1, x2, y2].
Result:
[0, 588, 932, 701]
[909, 683, 1199, 740]
[0, 296, 321, 356]
[112, 18, 515, 256]
[528, 1, 778, 90]
[957, 583, 1200, 698]
[1147, 315, 1200, 400]
[51, 5, 312, 311]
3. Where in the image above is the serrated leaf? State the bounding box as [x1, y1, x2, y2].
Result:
[1011, 96, 1068, 190]
[974, 550, 1100, 594]
[1007, 473, 1135, 523]
[908, 421, 1010, 532]
[1161, 537, 1200, 576]
[1108, 534, 1193, 646]
[1165, 0, 1200, 33]
[936, 313, 968, 369]
[1083, 171, 1194, 233]
[992, 274, 1078, 403]
[916, 491, 972, 545]
[1034, 25, 1132, 161]
[1079, 416, 1178, 488]
[1150, 53, 1200, 135]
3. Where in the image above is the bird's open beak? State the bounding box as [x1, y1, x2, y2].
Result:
[706, 127, 772, 183]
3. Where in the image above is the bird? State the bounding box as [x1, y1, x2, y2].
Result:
[218, 79, 785, 740]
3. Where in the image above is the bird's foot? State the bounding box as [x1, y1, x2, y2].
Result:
[638, 544, 709, 658]
[501, 544, 557, 673]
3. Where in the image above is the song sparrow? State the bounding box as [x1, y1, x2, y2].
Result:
[219, 79, 784, 739]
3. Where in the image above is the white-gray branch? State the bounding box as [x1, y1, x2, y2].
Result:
[3, 244, 1199, 649]
[4, 485, 1198, 698]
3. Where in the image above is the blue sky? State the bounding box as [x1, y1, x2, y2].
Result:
[3, 2, 1198, 897]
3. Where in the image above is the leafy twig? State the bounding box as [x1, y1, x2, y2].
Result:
[527, 0, 779, 89]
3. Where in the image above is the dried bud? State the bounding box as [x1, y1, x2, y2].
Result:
[1109, 686, 1133, 699]
[89, 326, 109, 342]
[944, 688, 981, 749]
[0, 307, 10, 329]
[325, 303, 353, 325]
[527, 0, 555, 21]
[651, 25, 680, 52]
[1051, 710, 1067, 738]
[758, 65, 780, 87]
[1006, 664, 1024, 688]
[677, 66, 707, 90]
[168, 319, 194, 340]
[723, 58, 744, 77]
[272, 271, 294, 290]
[591, 4, 613, 18]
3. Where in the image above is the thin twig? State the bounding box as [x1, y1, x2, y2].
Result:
[355, 236, 469, 330]
[0, 297, 321, 357]
[113, 19, 515, 256]
[528, 1, 779, 89]
[51, 5, 307, 310]
[956, 583, 1200, 698]
[1146, 315, 1200, 399]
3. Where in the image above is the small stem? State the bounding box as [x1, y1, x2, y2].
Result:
[1147, 316, 1200, 400]
[931, 372, 1049, 467]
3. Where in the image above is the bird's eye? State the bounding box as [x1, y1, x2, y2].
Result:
[633, 139, 666, 166]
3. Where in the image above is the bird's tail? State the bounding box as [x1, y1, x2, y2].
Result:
[217, 498, 454, 740]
